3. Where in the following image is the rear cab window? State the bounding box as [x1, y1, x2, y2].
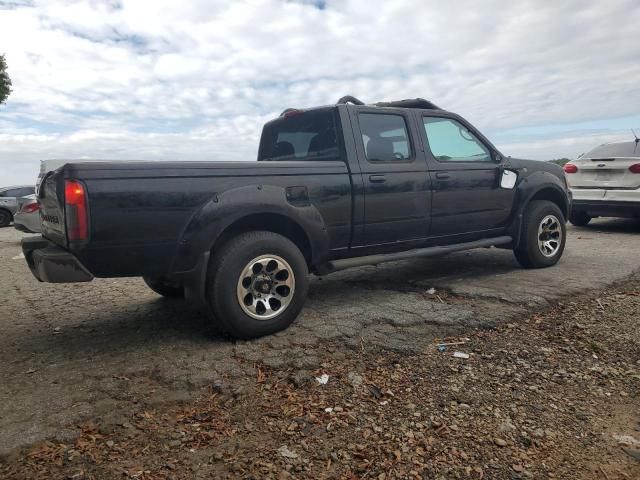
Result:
[258, 108, 344, 162]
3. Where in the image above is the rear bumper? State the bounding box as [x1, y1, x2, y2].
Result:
[570, 188, 640, 203]
[21, 236, 94, 283]
[14, 223, 34, 233]
[572, 199, 640, 218]
[13, 212, 41, 234]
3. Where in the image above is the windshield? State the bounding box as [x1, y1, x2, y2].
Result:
[258, 108, 342, 161]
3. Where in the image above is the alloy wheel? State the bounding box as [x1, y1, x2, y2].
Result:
[537, 214, 562, 257]
[236, 255, 295, 320]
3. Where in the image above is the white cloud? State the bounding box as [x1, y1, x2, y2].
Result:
[0, 0, 639, 184]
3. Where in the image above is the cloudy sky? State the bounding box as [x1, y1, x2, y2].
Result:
[1, 0, 639, 185]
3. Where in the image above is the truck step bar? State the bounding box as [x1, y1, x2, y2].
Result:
[321, 236, 513, 273]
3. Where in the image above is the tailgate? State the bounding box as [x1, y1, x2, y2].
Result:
[38, 170, 67, 247]
[568, 156, 640, 190]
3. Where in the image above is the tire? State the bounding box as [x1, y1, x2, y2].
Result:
[569, 211, 592, 227]
[0, 209, 11, 227]
[207, 231, 309, 339]
[143, 276, 185, 298]
[514, 200, 566, 269]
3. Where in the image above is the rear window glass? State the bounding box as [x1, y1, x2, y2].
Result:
[258, 109, 341, 161]
[4, 187, 34, 197]
[584, 141, 640, 158]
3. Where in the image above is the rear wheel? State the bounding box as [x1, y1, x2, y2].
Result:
[569, 211, 592, 227]
[206, 231, 309, 339]
[514, 200, 566, 269]
[0, 209, 11, 227]
[143, 276, 185, 298]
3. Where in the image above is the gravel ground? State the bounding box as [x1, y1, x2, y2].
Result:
[1, 271, 639, 479]
[1, 219, 640, 477]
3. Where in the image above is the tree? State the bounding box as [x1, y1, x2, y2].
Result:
[0, 54, 12, 105]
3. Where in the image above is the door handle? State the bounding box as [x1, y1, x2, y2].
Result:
[369, 175, 387, 183]
[435, 172, 450, 180]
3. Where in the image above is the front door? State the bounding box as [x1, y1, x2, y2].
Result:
[349, 107, 431, 247]
[420, 114, 514, 240]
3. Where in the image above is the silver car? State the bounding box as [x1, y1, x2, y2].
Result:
[14, 194, 41, 233]
[0, 185, 36, 227]
[564, 139, 640, 225]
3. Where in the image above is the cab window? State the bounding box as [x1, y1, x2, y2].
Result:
[359, 113, 412, 162]
[258, 109, 341, 161]
[423, 117, 491, 162]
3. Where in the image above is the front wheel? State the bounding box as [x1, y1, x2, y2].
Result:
[514, 200, 566, 269]
[206, 231, 309, 339]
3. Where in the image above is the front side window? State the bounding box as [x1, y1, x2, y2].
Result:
[359, 113, 411, 162]
[258, 109, 340, 161]
[423, 117, 491, 162]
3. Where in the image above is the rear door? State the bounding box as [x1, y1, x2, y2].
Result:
[568, 142, 640, 192]
[348, 107, 431, 247]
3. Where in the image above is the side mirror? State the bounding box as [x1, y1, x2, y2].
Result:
[500, 169, 518, 189]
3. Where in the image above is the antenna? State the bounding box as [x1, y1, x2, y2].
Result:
[632, 129, 639, 144]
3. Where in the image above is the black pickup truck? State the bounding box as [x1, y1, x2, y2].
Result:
[23, 96, 570, 338]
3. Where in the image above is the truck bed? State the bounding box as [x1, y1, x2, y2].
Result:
[39, 160, 352, 278]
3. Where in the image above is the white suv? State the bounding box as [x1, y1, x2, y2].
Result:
[564, 139, 640, 226]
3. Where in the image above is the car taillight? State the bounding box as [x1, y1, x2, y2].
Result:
[629, 163, 640, 173]
[65, 179, 88, 242]
[22, 202, 39, 214]
[563, 163, 578, 174]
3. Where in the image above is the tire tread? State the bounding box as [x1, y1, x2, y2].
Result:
[514, 200, 566, 269]
[206, 231, 308, 339]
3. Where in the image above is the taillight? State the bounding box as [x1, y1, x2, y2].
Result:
[22, 202, 39, 214]
[629, 163, 640, 173]
[65, 180, 88, 242]
[563, 163, 578, 174]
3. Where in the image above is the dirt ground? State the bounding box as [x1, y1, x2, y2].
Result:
[1, 220, 640, 478]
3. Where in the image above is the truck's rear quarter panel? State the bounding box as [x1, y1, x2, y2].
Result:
[43, 161, 351, 278]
